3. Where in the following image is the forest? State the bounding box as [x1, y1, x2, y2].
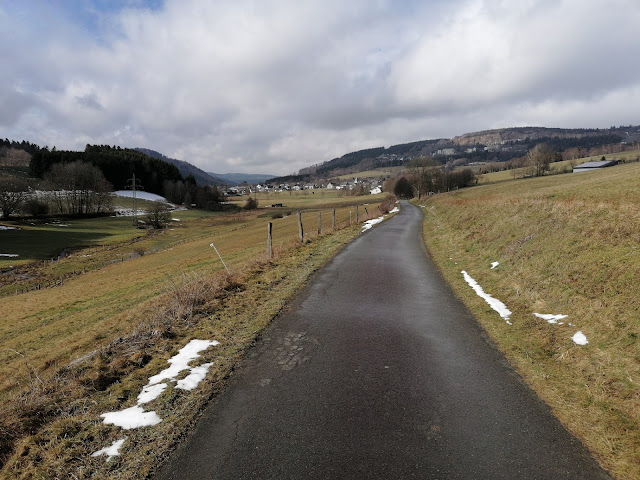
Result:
[30, 145, 183, 195]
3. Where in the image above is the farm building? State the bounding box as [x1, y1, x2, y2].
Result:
[573, 160, 619, 172]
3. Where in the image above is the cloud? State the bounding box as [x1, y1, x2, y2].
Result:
[1, 0, 640, 175]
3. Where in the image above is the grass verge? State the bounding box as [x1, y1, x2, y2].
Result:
[416, 163, 640, 479]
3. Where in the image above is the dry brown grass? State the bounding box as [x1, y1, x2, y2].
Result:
[0, 196, 391, 478]
[417, 163, 640, 479]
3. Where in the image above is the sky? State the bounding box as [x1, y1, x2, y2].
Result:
[1, 0, 639, 175]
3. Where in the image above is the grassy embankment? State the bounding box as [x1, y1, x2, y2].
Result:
[0, 190, 392, 479]
[478, 149, 640, 184]
[417, 162, 640, 479]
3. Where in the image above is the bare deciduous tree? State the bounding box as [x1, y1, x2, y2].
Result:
[408, 156, 437, 199]
[525, 144, 558, 177]
[146, 202, 171, 229]
[45, 161, 113, 215]
[0, 177, 28, 219]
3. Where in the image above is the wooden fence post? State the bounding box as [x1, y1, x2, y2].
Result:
[317, 211, 322, 235]
[332, 208, 336, 230]
[267, 222, 273, 259]
[297, 212, 304, 242]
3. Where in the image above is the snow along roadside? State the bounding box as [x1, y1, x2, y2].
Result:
[461, 270, 512, 325]
[92, 339, 219, 461]
[361, 206, 400, 232]
[460, 270, 589, 345]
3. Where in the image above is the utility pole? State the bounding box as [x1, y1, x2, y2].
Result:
[126, 173, 144, 227]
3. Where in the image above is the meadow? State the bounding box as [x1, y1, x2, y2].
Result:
[417, 162, 640, 479]
[0, 190, 393, 479]
[478, 149, 640, 184]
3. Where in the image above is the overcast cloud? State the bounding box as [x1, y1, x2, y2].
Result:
[1, 0, 639, 175]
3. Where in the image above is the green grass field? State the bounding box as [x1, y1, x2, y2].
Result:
[417, 162, 640, 479]
[0, 217, 147, 267]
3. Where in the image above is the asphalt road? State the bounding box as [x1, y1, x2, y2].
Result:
[156, 201, 611, 480]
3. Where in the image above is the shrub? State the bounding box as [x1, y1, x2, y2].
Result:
[378, 195, 397, 214]
[146, 203, 171, 229]
[243, 197, 258, 210]
[393, 176, 414, 199]
[22, 198, 49, 218]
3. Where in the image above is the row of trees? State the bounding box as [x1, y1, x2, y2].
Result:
[391, 157, 477, 199]
[163, 178, 225, 210]
[45, 161, 113, 215]
[0, 161, 114, 218]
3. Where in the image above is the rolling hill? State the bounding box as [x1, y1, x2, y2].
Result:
[206, 172, 276, 186]
[275, 125, 640, 182]
[135, 148, 225, 186]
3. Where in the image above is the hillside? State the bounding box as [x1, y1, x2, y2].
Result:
[281, 125, 640, 182]
[29, 145, 183, 195]
[206, 172, 276, 186]
[135, 148, 225, 186]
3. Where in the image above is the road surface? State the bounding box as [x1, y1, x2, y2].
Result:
[156, 201, 611, 479]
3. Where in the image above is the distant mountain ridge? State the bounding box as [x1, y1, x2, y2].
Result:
[206, 172, 276, 186]
[135, 148, 225, 186]
[278, 125, 640, 182]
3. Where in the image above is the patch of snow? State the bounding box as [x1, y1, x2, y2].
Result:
[572, 331, 589, 345]
[95, 339, 219, 461]
[100, 406, 162, 430]
[137, 383, 167, 404]
[113, 190, 167, 202]
[148, 339, 219, 386]
[176, 363, 214, 390]
[389, 207, 400, 213]
[113, 208, 137, 217]
[46, 223, 70, 227]
[171, 218, 180, 221]
[0, 254, 19, 257]
[91, 438, 127, 461]
[461, 270, 512, 324]
[100, 339, 218, 423]
[534, 313, 568, 325]
[490, 261, 499, 269]
[362, 216, 385, 232]
[0, 226, 18, 230]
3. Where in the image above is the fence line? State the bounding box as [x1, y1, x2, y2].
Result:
[266, 203, 380, 257]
